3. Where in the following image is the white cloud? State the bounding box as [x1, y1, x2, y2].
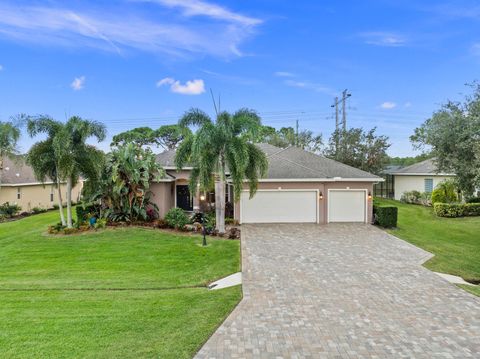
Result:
[359, 32, 407, 47]
[274, 71, 294, 77]
[284, 79, 335, 95]
[0, 2, 262, 59]
[157, 77, 205, 95]
[71, 76, 86, 90]
[380, 101, 397, 109]
[140, 0, 262, 26]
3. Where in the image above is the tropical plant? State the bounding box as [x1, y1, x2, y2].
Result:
[27, 116, 106, 228]
[0, 202, 21, 217]
[88, 143, 164, 223]
[431, 179, 458, 204]
[175, 108, 268, 234]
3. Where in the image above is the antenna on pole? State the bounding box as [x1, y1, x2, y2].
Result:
[210, 88, 219, 116]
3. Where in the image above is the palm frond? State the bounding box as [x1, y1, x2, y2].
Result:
[178, 108, 212, 128]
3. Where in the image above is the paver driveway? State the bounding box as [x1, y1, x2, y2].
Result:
[196, 224, 480, 358]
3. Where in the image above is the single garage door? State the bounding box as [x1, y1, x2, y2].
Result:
[328, 190, 366, 223]
[240, 190, 318, 223]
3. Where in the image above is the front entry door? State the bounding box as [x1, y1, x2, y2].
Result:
[176, 185, 193, 211]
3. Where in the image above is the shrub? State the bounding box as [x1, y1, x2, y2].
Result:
[434, 203, 480, 217]
[467, 197, 480, 204]
[0, 202, 21, 217]
[52, 204, 60, 210]
[400, 191, 431, 206]
[95, 218, 107, 229]
[164, 208, 189, 230]
[225, 217, 235, 225]
[431, 180, 458, 204]
[373, 205, 398, 228]
[32, 207, 47, 214]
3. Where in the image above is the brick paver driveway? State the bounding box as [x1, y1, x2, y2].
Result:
[196, 224, 480, 358]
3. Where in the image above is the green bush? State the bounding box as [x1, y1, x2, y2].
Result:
[467, 197, 480, 204]
[400, 191, 431, 206]
[164, 208, 189, 230]
[433, 203, 480, 217]
[373, 205, 398, 228]
[32, 207, 47, 214]
[0, 202, 21, 217]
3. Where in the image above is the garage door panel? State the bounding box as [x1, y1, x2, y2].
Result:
[241, 191, 317, 223]
[328, 190, 366, 223]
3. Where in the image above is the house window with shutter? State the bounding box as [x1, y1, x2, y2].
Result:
[17, 188, 21, 200]
[50, 186, 54, 202]
[424, 178, 433, 193]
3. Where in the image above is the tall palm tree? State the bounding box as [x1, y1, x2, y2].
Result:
[27, 116, 106, 228]
[176, 108, 268, 233]
[0, 120, 21, 186]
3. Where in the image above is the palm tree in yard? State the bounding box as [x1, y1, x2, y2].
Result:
[176, 108, 268, 234]
[27, 116, 106, 228]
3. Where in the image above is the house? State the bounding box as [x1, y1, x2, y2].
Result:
[389, 158, 455, 201]
[0, 157, 83, 211]
[152, 144, 382, 224]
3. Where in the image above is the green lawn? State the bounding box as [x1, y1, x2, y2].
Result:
[0, 210, 241, 358]
[376, 198, 480, 285]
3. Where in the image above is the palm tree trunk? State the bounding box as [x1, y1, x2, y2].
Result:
[215, 159, 226, 234]
[56, 176, 66, 226]
[66, 176, 73, 228]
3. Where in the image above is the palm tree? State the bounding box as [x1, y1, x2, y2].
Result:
[28, 116, 106, 227]
[0, 120, 21, 186]
[176, 108, 268, 233]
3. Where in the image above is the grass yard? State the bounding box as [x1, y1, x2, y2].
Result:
[0, 210, 241, 358]
[375, 198, 480, 286]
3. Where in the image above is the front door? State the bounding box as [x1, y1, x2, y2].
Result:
[176, 185, 193, 211]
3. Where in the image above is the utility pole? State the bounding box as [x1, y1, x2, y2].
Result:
[331, 90, 352, 153]
[331, 96, 339, 151]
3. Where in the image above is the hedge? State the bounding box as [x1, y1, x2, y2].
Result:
[373, 205, 398, 228]
[433, 203, 480, 218]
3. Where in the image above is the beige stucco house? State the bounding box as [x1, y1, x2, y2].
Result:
[152, 144, 382, 224]
[389, 159, 455, 201]
[0, 157, 82, 211]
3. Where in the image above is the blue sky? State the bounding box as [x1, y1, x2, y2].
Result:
[0, 0, 479, 156]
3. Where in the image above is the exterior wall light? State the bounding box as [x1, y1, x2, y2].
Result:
[368, 192, 372, 200]
[319, 191, 323, 200]
[200, 194, 206, 201]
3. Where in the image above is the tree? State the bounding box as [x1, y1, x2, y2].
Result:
[257, 125, 323, 153]
[111, 125, 189, 150]
[325, 127, 390, 174]
[84, 143, 164, 222]
[175, 108, 268, 234]
[411, 83, 480, 197]
[431, 179, 458, 204]
[28, 116, 106, 228]
[0, 120, 21, 185]
[388, 153, 433, 167]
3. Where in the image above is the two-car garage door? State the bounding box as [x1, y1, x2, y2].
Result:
[240, 189, 367, 224]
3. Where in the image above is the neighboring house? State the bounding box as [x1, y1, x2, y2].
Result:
[0, 157, 83, 211]
[389, 158, 455, 201]
[373, 165, 403, 199]
[153, 143, 382, 224]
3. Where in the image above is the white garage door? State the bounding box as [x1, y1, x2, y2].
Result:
[240, 190, 318, 223]
[328, 190, 366, 223]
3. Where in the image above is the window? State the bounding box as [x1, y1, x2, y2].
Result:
[50, 186, 54, 202]
[17, 188, 21, 200]
[424, 178, 433, 193]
